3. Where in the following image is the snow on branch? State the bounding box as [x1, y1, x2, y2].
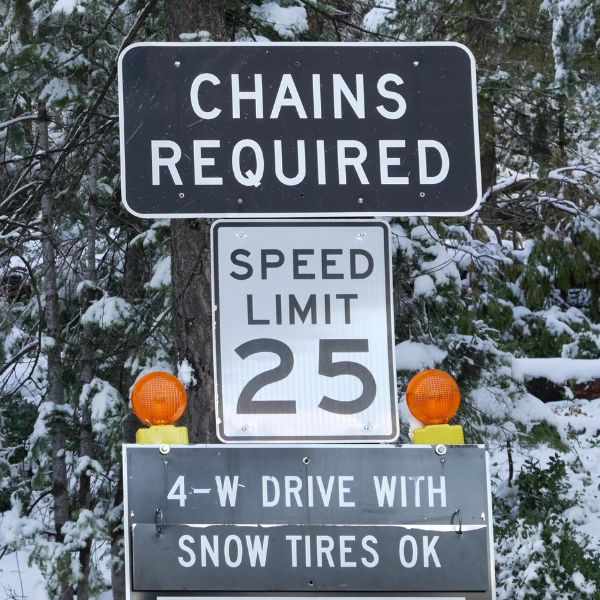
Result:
[512, 358, 600, 385]
[482, 163, 600, 205]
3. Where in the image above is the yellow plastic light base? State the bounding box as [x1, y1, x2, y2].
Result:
[136, 425, 189, 445]
[411, 424, 465, 445]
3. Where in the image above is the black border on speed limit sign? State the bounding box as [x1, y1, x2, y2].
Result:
[211, 220, 398, 442]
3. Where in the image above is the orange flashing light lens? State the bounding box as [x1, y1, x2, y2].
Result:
[131, 371, 188, 426]
[406, 369, 461, 425]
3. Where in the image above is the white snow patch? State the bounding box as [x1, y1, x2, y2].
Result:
[398, 393, 424, 434]
[470, 386, 510, 421]
[40, 78, 77, 105]
[81, 296, 132, 329]
[80, 378, 122, 434]
[236, 34, 272, 43]
[512, 306, 531, 320]
[40, 335, 56, 351]
[149, 256, 171, 289]
[422, 249, 461, 287]
[410, 225, 432, 242]
[512, 358, 600, 384]
[0, 550, 48, 600]
[390, 223, 414, 257]
[251, 2, 308, 38]
[413, 274, 436, 298]
[572, 570, 596, 594]
[52, 0, 85, 14]
[0, 503, 44, 547]
[362, 0, 396, 32]
[179, 31, 211, 41]
[395, 341, 447, 371]
[178, 359, 196, 387]
[511, 391, 563, 431]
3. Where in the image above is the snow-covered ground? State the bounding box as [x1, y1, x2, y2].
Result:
[0, 549, 112, 600]
[489, 397, 600, 547]
[0, 551, 49, 600]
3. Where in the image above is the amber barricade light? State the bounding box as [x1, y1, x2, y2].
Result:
[406, 369, 465, 445]
[131, 371, 189, 445]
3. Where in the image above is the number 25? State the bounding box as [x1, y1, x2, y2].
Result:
[235, 338, 376, 415]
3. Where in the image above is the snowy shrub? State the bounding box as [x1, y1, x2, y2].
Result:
[495, 456, 600, 599]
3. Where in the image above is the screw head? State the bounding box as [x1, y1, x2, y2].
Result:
[435, 444, 447, 456]
[159, 444, 170, 455]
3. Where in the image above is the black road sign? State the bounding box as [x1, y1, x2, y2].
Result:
[118, 43, 481, 218]
[123, 445, 495, 600]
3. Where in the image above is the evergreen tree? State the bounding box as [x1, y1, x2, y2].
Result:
[0, 1, 599, 598]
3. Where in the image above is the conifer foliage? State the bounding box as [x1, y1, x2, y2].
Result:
[0, 1, 599, 599]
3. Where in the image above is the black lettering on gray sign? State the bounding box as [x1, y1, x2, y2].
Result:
[261, 250, 284, 279]
[318, 339, 376, 414]
[293, 249, 315, 279]
[350, 249, 374, 279]
[230, 249, 253, 280]
[289, 294, 317, 324]
[322, 249, 344, 279]
[235, 338, 296, 414]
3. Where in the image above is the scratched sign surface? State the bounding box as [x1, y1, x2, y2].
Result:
[123, 445, 495, 599]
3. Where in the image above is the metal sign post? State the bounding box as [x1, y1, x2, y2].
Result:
[118, 42, 481, 218]
[211, 220, 397, 442]
[123, 445, 495, 600]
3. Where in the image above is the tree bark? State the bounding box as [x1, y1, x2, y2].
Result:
[38, 103, 73, 600]
[170, 221, 217, 442]
[478, 93, 496, 193]
[110, 229, 145, 600]
[166, 0, 231, 443]
[110, 474, 126, 600]
[462, 1, 497, 193]
[77, 123, 98, 600]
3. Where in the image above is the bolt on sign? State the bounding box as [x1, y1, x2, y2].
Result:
[211, 220, 396, 442]
[117, 42, 481, 218]
[123, 445, 496, 600]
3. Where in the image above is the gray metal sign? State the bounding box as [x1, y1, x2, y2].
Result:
[117, 42, 481, 218]
[123, 445, 495, 600]
[211, 220, 397, 442]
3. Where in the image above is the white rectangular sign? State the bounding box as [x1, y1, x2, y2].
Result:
[211, 220, 397, 442]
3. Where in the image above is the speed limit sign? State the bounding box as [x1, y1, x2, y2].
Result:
[211, 220, 398, 442]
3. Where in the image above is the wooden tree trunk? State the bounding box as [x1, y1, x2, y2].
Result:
[170, 221, 217, 442]
[110, 230, 146, 600]
[110, 473, 126, 600]
[77, 125, 97, 600]
[462, 2, 497, 194]
[166, 0, 231, 444]
[38, 103, 74, 600]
